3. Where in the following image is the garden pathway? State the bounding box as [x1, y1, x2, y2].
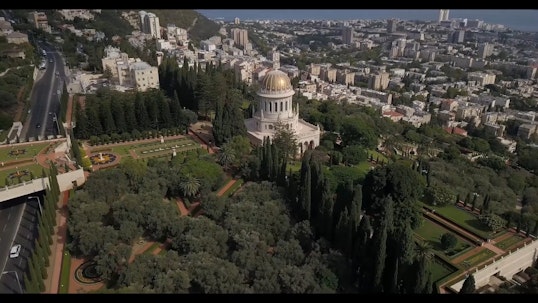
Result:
[216, 178, 238, 197]
[44, 191, 69, 293]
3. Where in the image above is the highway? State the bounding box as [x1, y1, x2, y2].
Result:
[21, 42, 66, 141]
[0, 192, 44, 293]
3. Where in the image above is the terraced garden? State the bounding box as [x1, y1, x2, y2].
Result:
[89, 137, 201, 162]
[414, 218, 474, 259]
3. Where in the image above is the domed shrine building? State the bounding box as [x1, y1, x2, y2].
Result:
[244, 69, 320, 155]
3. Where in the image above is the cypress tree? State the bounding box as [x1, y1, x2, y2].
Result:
[27, 255, 39, 293]
[23, 272, 33, 294]
[463, 193, 471, 207]
[350, 184, 363, 233]
[423, 271, 434, 294]
[301, 163, 312, 221]
[353, 215, 372, 277]
[471, 194, 478, 211]
[372, 196, 393, 292]
[459, 274, 476, 294]
[413, 259, 428, 293]
[335, 207, 353, 257]
[318, 177, 334, 241]
[455, 193, 460, 205]
[271, 144, 279, 181]
[533, 219, 538, 236]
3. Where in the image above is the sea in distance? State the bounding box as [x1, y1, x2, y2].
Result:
[196, 9, 538, 33]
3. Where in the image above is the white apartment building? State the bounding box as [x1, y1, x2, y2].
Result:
[130, 61, 159, 92]
[468, 72, 496, 86]
[166, 25, 188, 44]
[58, 9, 95, 21]
[101, 45, 159, 92]
[139, 11, 161, 39]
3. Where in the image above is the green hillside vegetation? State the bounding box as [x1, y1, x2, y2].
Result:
[148, 10, 220, 43]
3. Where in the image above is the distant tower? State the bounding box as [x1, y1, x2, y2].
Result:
[268, 49, 280, 69]
[439, 9, 450, 22]
[342, 26, 354, 45]
[234, 17, 240, 24]
[387, 19, 397, 33]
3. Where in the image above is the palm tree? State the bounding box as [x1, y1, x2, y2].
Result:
[414, 240, 434, 264]
[179, 174, 201, 199]
[217, 143, 235, 170]
[412, 240, 434, 294]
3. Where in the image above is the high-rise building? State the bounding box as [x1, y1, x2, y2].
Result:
[450, 30, 465, 44]
[342, 26, 354, 45]
[387, 19, 397, 33]
[439, 9, 450, 22]
[478, 42, 494, 59]
[139, 11, 161, 39]
[231, 28, 249, 48]
[234, 17, 240, 24]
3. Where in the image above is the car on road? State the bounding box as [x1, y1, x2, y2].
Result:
[35, 123, 41, 128]
[10, 244, 21, 258]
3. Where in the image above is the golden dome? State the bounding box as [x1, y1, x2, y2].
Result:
[260, 70, 292, 93]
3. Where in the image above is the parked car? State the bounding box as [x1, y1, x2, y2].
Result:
[10, 244, 21, 258]
[35, 123, 41, 128]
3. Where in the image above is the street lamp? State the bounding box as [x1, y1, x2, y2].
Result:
[28, 196, 42, 216]
[1, 271, 23, 293]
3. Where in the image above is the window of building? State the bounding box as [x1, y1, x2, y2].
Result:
[280, 102, 283, 111]
[269, 124, 273, 130]
[269, 102, 272, 112]
[285, 101, 288, 111]
[275, 102, 278, 112]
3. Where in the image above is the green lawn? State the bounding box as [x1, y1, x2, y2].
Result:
[142, 242, 161, 255]
[90, 138, 200, 160]
[430, 257, 457, 284]
[0, 142, 51, 162]
[58, 250, 71, 294]
[367, 149, 389, 163]
[0, 163, 47, 186]
[287, 160, 302, 173]
[414, 218, 473, 259]
[425, 203, 494, 239]
[458, 248, 496, 267]
[0, 130, 8, 143]
[495, 234, 526, 251]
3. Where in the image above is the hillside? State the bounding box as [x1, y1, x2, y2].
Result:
[147, 10, 220, 42]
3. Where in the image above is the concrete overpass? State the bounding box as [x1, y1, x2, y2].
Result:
[0, 169, 85, 203]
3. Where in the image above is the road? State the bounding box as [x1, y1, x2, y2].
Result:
[21, 42, 66, 141]
[0, 192, 44, 293]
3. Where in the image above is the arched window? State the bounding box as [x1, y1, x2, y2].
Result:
[269, 124, 273, 130]
[269, 102, 272, 112]
[280, 102, 283, 111]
